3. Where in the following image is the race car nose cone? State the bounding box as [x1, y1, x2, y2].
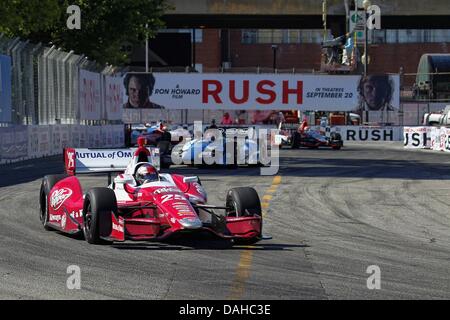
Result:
[179, 217, 203, 229]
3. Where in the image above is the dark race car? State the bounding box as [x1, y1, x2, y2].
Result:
[290, 130, 343, 150]
[277, 123, 343, 150]
[124, 123, 178, 168]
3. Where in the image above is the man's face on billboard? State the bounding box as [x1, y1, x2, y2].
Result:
[128, 76, 141, 107]
[363, 79, 385, 110]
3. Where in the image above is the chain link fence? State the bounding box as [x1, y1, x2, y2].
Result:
[0, 34, 117, 126]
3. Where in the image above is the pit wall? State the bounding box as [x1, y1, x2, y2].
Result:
[0, 124, 406, 165]
[0, 125, 125, 164]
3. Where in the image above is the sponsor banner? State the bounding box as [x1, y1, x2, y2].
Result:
[112, 125, 125, 147]
[28, 126, 40, 158]
[438, 127, 448, 152]
[429, 127, 446, 151]
[121, 73, 400, 112]
[71, 147, 159, 173]
[88, 126, 95, 148]
[60, 125, 71, 150]
[79, 126, 87, 148]
[70, 125, 81, 148]
[105, 76, 123, 120]
[332, 126, 403, 142]
[100, 126, 111, 148]
[0, 126, 28, 163]
[79, 70, 101, 120]
[14, 126, 29, 160]
[1, 125, 127, 164]
[444, 128, 450, 153]
[38, 125, 51, 156]
[0, 55, 12, 123]
[403, 127, 432, 149]
[51, 125, 61, 155]
[122, 108, 184, 125]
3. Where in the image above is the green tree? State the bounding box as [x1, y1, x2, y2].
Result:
[0, 0, 172, 66]
[0, 0, 62, 37]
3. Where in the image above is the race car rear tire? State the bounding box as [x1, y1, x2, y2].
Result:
[83, 188, 117, 245]
[330, 132, 343, 150]
[330, 132, 342, 141]
[39, 174, 69, 231]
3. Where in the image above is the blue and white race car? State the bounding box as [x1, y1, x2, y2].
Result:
[178, 127, 262, 166]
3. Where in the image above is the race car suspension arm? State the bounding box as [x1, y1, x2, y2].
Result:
[192, 204, 229, 233]
[119, 201, 157, 210]
[193, 204, 231, 210]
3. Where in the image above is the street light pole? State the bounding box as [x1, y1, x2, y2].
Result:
[145, 24, 149, 73]
[363, 0, 371, 124]
[363, 0, 371, 77]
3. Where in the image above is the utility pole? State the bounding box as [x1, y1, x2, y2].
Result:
[145, 24, 149, 73]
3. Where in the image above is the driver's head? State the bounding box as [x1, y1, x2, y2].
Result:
[135, 164, 158, 185]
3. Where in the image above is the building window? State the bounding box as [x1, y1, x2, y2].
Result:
[372, 29, 450, 43]
[372, 29, 386, 43]
[242, 29, 258, 44]
[158, 28, 203, 43]
[287, 30, 299, 43]
[257, 30, 273, 43]
[241, 29, 329, 44]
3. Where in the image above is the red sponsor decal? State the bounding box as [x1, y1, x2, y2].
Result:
[50, 188, 73, 210]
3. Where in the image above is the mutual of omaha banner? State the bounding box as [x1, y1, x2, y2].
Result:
[122, 73, 400, 112]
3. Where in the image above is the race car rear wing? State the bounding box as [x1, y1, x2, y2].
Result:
[64, 137, 160, 178]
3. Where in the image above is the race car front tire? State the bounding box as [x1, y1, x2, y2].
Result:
[226, 187, 262, 217]
[82, 188, 117, 245]
[226, 187, 262, 244]
[39, 174, 68, 231]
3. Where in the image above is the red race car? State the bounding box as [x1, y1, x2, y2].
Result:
[39, 138, 263, 245]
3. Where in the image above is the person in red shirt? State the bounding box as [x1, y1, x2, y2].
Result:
[221, 112, 233, 125]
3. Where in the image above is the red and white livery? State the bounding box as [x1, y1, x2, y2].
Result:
[39, 137, 263, 245]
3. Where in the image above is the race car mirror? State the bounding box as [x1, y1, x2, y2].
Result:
[183, 176, 199, 184]
[114, 175, 135, 185]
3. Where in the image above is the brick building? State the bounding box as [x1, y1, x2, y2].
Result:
[155, 0, 450, 88]
[190, 28, 450, 88]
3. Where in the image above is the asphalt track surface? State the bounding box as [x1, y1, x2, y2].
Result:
[1, 142, 450, 300]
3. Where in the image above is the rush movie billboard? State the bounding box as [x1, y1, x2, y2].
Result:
[122, 73, 400, 112]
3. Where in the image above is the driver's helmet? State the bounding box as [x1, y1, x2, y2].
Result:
[135, 164, 159, 185]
